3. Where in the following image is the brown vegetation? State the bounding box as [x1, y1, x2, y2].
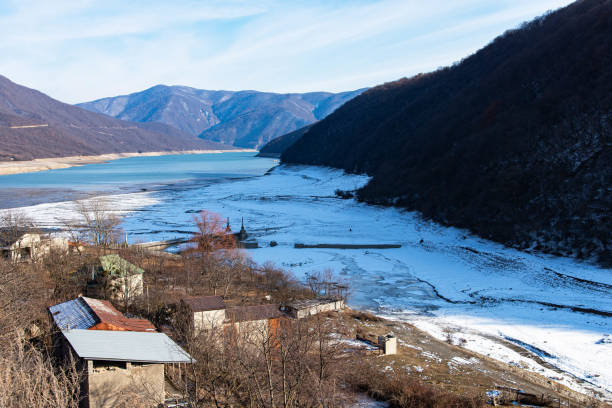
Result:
[347, 361, 484, 408]
[0, 259, 81, 408]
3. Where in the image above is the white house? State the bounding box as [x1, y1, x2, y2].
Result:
[180, 295, 226, 333]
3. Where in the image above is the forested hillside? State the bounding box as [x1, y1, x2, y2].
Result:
[282, 0, 611, 265]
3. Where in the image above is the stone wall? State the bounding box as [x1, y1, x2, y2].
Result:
[86, 360, 164, 408]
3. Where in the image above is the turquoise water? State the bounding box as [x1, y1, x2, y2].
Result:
[0, 152, 277, 208]
[0, 152, 276, 190]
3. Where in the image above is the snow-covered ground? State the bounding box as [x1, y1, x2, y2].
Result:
[4, 164, 611, 399]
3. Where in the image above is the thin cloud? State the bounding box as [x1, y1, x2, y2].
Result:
[0, 0, 575, 103]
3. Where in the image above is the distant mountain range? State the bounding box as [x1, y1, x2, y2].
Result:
[0, 75, 229, 161]
[77, 86, 365, 149]
[279, 0, 612, 265]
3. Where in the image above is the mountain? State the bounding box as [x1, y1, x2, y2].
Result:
[282, 0, 612, 265]
[0, 75, 229, 161]
[256, 124, 315, 158]
[78, 86, 366, 149]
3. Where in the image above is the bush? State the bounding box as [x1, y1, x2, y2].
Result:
[346, 361, 485, 408]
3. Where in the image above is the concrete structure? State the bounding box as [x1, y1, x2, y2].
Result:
[180, 295, 226, 332]
[87, 360, 164, 408]
[0, 230, 68, 262]
[62, 330, 192, 408]
[0, 232, 40, 260]
[281, 298, 345, 319]
[49, 297, 192, 408]
[378, 334, 397, 355]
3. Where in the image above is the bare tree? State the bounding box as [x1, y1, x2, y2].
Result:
[305, 269, 350, 301]
[185, 210, 247, 297]
[69, 199, 123, 250]
[189, 210, 237, 255]
[0, 256, 81, 408]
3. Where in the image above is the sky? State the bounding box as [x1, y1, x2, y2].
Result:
[0, 0, 575, 104]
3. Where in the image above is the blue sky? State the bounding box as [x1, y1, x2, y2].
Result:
[0, 0, 574, 103]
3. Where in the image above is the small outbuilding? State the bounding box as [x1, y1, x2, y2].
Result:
[378, 334, 397, 355]
[281, 298, 345, 319]
[62, 330, 192, 408]
[180, 295, 226, 332]
[49, 296, 193, 408]
[87, 255, 144, 304]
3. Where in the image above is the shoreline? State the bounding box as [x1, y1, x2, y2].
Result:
[0, 149, 257, 176]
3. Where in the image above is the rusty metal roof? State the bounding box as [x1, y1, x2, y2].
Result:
[82, 297, 156, 332]
[225, 304, 281, 322]
[49, 296, 156, 332]
[181, 295, 225, 312]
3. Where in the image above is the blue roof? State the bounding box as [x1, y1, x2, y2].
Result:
[49, 298, 98, 331]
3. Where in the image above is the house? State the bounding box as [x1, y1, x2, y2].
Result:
[178, 297, 282, 341]
[49, 296, 193, 408]
[0, 230, 68, 261]
[61, 330, 191, 408]
[0, 231, 40, 260]
[281, 298, 345, 319]
[225, 304, 282, 339]
[87, 254, 144, 303]
[180, 295, 226, 332]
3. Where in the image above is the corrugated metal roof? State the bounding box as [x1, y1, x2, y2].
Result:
[49, 298, 98, 330]
[100, 254, 144, 276]
[49, 297, 156, 332]
[63, 330, 193, 363]
[82, 297, 156, 332]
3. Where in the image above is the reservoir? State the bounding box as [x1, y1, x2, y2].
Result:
[0, 152, 276, 208]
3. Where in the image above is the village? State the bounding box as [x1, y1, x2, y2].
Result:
[0, 210, 606, 408]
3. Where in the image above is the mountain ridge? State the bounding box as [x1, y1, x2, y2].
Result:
[78, 85, 366, 149]
[0, 75, 229, 161]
